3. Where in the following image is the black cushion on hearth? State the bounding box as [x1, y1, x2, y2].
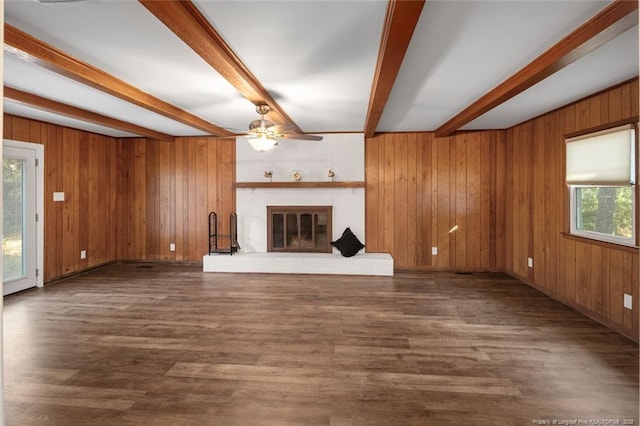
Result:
[331, 227, 365, 257]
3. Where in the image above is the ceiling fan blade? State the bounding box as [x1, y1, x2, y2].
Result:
[281, 134, 323, 141]
[269, 123, 297, 134]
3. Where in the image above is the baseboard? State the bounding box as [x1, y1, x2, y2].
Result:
[117, 259, 203, 267]
[44, 260, 118, 285]
[395, 266, 504, 273]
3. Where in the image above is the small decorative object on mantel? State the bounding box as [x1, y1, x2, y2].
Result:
[264, 170, 273, 182]
[291, 170, 303, 182]
[327, 169, 335, 182]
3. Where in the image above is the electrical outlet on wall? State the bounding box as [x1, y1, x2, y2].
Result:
[170, 243, 176, 252]
[80, 250, 86, 260]
[624, 294, 632, 310]
[431, 247, 438, 256]
[527, 257, 533, 268]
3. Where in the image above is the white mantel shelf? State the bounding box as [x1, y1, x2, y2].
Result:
[234, 181, 366, 189]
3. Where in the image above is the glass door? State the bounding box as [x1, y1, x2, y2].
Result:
[3, 145, 37, 296]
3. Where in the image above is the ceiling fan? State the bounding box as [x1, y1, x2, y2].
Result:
[241, 104, 322, 151]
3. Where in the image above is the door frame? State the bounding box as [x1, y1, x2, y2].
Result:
[3, 139, 44, 289]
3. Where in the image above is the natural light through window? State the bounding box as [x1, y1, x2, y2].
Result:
[566, 124, 636, 246]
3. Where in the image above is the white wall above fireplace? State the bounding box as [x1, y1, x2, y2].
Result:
[236, 133, 365, 253]
[236, 133, 364, 182]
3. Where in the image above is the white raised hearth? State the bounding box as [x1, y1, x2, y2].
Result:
[203, 252, 394, 276]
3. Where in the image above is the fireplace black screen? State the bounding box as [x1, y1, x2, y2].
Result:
[267, 206, 332, 253]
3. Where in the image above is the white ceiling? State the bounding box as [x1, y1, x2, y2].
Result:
[3, 0, 638, 138]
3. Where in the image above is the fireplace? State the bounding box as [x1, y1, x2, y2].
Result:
[267, 206, 332, 253]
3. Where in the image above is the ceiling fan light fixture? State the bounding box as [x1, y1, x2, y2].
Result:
[248, 135, 277, 152]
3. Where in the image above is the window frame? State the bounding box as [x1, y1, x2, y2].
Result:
[569, 184, 636, 247]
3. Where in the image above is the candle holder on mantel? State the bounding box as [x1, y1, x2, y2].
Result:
[264, 170, 273, 182]
[328, 169, 335, 182]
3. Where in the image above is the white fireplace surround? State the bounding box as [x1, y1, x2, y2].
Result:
[203, 133, 393, 276]
[235, 133, 366, 254]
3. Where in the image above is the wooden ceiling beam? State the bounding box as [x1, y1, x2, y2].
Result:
[4, 86, 173, 140]
[364, 0, 425, 138]
[4, 24, 233, 137]
[434, 0, 638, 137]
[140, 0, 302, 134]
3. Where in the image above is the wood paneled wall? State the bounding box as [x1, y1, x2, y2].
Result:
[504, 79, 639, 340]
[2, 117, 235, 279]
[365, 131, 506, 270]
[116, 137, 235, 262]
[3, 114, 118, 282]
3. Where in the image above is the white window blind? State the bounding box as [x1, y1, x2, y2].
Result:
[565, 124, 635, 185]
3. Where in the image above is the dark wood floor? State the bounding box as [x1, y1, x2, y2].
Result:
[3, 263, 638, 425]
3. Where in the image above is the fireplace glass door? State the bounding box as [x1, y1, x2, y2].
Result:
[267, 206, 332, 253]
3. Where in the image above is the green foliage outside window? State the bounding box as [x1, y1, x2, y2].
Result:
[577, 186, 633, 238]
[3, 158, 24, 280]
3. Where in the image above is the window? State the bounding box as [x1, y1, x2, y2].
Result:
[566, 124, 636, 246]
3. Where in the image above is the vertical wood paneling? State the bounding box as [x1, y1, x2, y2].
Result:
[494, 131, 506, 270]
[77, 133, 89, 269]
[547, 108, 563, 295]
[158, 141, 172, 260]
[454, 133, 467, 268]
[186, 140, 197, 259]
[589, 245, 603, 315]
[221, 141, 236, 249]
[413, 135, 424, 266]
[365, 131, 505, 270]
[207, 142, 220, 250]
[633, 255, 639, 335]
[134, 140, 147, 259]
[393, 135, 408, 266]
[481, 132, 492, 267]
[194, 139, 208, 258]
[601, 248, 611, 319]
[406, 134, 418, 266]
[87, 135, 99, 263]
[437, 137, 451, 268]
[608, 250, 625, 326]
[533, 119, 546, 286]
[365, 134, 380, 251]
[513, 124, 531, 278]
[145, 140, 158, 258]
[383, 136, 395, 255]
[575, 242, 591, 308]
[563, 239, 577, 301]
[621, 252, 633, 331]
[504, 129, 514, 273]
[4, 114, 118, 282]
[117, 136, 236, 262]
[504, 79, 639, 340]
[466, 132, 481, 268]
[421, 134, 433, 266]
[174, 142, 185, 261]
[0, 125, 234, 269]
[62, 128, 79, 275]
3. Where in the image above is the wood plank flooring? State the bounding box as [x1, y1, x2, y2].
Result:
[3, 264, 638, 425]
